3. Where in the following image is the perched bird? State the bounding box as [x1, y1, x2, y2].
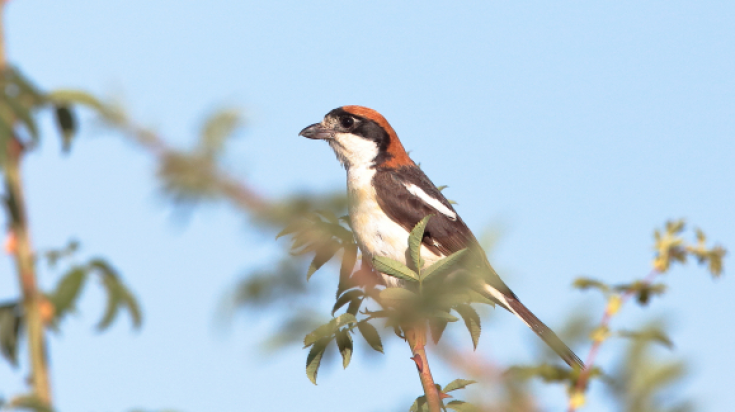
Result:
[299, 105, 583, 368]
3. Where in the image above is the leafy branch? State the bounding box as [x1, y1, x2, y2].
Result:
[567, 219, 725, 411]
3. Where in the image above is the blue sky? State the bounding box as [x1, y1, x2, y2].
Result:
[0, 1, 733, 411]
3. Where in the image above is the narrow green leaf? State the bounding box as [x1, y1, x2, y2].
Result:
[573, 277, 610, 293]
[49, 266, 88, 320]
[304, 319, 336, 347]
[306, 337, 330, 385]
[10, 395, 53, 412]
[421, 248, 468, 282]
[467, 289, 495, 307]
[335, 330, 353, 368]
[54, 105, 76, 152]
[275, 218, 308, 239]
[306, 241, 341, 280]
[408, 215, 432, 271]
[443, 378, 477, 393]
[337, 243, 358, 297]
[379, 287, 418, 301]
[454, 304, 481, 349]
[429, 318, 448, 344]
[372, 256, 418, 282]
[90, 259, 140, 331]
[96, 271, 122, 331]
[617, 329, 673, 349]
[357, 321, 383, 353]
[5, 94, 39, 143]
[346, 296, 362, 315]
[446, 400, 479, 412]
[410, 396, 429, 412]
[332, 289, 363, 316]
[47, 89, 105, 112]
[316, 210, 339, 224]
[431, 310, 459, 322]
[0, 303, 22, 366]
[334, 313, 357, 329]
[199, 108, 241, 158]
[119, 286, 143, 329]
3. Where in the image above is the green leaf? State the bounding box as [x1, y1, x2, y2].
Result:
[96, 270, 122, 330]
[573, 277, 610, 293]
[199, 108, 241, 158]
[5, 93, 39, 144]
[304, 319, 337, 347]
[421, 248, 468, 282]
[54, 105, 76, 153]
[429, 318, 448, 344]
[337, 243, 358, 297]
[10, 394, 53, 412]
[617, 329, 674, 349]
[346, 296, 362, 315]
[306, 241, 341, 280]
[409, 396, 428, 412]
[275, 218, 308, 239]
[454, 304, 481, 349]
[334, 313, 357, 329]
[0, 303, 22, 367]
[431, 310, 459, 322]
[335, 330, 353, 369]
[443, 378, 477, 393]
[356, 321, 383, 353]
[379, 287, 418, 301]
[306, 337, 330, 385]
[372, 256, 418, 282]
[47, 89, 105, 112]
[408, 215, 432, 271]
[119, 284, 143, 329]
[48, 266, 88, 321]
[446, 400, 479, 412]
[90, 259, 142, 330]
[332, 290, 363, 316]
[467, 289, 495, 306]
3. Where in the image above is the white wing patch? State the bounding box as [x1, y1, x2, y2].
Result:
[403, 183, 457, 221]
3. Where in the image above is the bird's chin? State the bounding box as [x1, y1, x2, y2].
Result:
[299, 123, 333, 140]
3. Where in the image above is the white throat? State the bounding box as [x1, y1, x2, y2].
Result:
[328, 132, 379, 170]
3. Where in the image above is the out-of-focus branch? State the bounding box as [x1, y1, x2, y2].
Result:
[109, 113, 269, 213]
[568, 269, 660, 412]
[0, 3, 53, 405]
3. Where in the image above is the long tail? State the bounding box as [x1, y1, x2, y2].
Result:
[484, 285, 584, 368]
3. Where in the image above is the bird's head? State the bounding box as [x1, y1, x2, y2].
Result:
[299, 106, 415, 170]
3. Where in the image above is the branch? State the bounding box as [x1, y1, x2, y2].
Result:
[0, 3, 53, 406]
[405, 324, 443, 412]
[568, 269, 661, 411]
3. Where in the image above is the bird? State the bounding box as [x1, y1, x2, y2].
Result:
[299, 105, 583, 368]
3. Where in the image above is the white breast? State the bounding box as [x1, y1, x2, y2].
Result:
[346, 165, 442, 287]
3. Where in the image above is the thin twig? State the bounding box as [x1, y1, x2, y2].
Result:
[568, 269, 661, 411]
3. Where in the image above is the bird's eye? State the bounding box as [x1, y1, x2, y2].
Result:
[340, 116, 354, 129]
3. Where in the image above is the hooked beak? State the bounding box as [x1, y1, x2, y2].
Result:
[299, 123, 333, 140]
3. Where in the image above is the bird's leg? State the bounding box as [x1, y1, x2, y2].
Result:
[405, 323, 442, 412]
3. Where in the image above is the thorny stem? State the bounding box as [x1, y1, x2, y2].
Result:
[405, 324, 442, 412]
[0, 3, 53, 405]
[568, 269, 661, 412]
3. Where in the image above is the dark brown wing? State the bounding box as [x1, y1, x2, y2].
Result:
[372, 166, 513, 297]
[372, 166, 583, 368]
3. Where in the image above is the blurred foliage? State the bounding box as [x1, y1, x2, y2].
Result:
[0, 54, 727, 412]
[0, 64, 141, 412]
